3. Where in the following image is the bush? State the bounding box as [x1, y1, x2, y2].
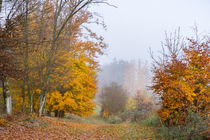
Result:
[122, 90, 157, 122]
[119, 111, 135, 122]
[141, 114, 160, 127]
[134, 90, 156, 114]
[119, 90, 157, 122]
[151, 37, 210, 125]
[158, 112, 209, 140]
[106, 115, 123, 124]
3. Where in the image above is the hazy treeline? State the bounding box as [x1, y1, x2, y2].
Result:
[97, 59, 156, 123]
[97, 59, 149, 96]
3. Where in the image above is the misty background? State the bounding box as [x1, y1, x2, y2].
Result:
[93, 0, 210, 65]
[92, 0, 210, 95]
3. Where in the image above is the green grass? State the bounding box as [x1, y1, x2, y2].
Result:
[63, 113, 157, 139]
[65, 114, 107, 124]
[94, 104, 101, 116]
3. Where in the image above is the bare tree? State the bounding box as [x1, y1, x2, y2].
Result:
[100, 82, 128, 117]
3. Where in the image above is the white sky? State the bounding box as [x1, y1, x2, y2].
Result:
[91, 0, 210, 65]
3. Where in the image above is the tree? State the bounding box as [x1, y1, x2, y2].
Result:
[9, 7, 106, 116]
[100, 82, 128, 117]
[0, 0, 24, 115]
[184, 39, 210, 115]
[46, 41, 103, 117]
[38, 0, 109, 116]
[151, 30, 210, 125]
[0, 0, 110, 117]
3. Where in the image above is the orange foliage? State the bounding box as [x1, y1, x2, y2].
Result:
[152, 39, 210, 125]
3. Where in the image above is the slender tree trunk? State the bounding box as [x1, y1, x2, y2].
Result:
[2, 80, 6, 113]
[28, 81, 32, 113]
[39, 16, 57, 116]
[0, 0, 2, 12]
[59, 111, 64, 118]
[23, 0, 32, 113]
[3, 78, 12, 115]
[54, 110, 58, 117]
[39, 92, 46, 116]
[47, 110, 51, 116]
[21, 80, 26, 112]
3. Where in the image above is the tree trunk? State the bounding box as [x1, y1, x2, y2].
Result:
[47, 111, 51, 116]
[0, 0, 2, 12]
[60, 111, 65, 118]
[2, 80, 6, 113]
[39, 92, 46, 117]
[3, 78, 12, 115]
[21, 80, 26, 112]
[54, 110, 58, 117]
[23, 0, 32, 114]
[39, 31, 56, 117]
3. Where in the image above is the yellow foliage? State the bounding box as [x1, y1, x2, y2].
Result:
[125, 97, 136, 112]
[46, 51, 97, 116]
[8, 8, 105, 116]
[152, 39, 210, 125]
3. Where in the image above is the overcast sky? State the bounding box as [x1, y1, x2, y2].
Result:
[91, 0, 210, 65]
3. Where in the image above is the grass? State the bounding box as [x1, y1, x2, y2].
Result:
[65, 113, 107, 124]
[63, 113, 157, 139]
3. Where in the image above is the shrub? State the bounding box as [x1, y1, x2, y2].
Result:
[158, 111, 209, 140]
[119, 111, 135, 122]
[151, 36, 210, 125]
[132, 90, 156, 121]
[140, 114, 160, 127]
[119, 90, 157, 122]
[106, 115, 123, 124]
[134, 90, 156, 114]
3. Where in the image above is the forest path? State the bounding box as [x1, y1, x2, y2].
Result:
[0, 116, 155, 139]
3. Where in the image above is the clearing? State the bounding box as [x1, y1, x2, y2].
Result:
[0, 115, 156, 140]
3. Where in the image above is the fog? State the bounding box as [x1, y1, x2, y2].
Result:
[97, 59, 149, 97]
[91, 0, 210, 65]
[93, 0, 210, 97]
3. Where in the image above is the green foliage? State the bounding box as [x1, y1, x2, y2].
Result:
[105, 115, 123, 124]
[120, 90, 157, 122]
[156, 111, 209, 140]
[140, 114, 160, 127]
[65, 114, 106, 124]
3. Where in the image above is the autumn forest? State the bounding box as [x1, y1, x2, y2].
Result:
[0, 0, 209, 139]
